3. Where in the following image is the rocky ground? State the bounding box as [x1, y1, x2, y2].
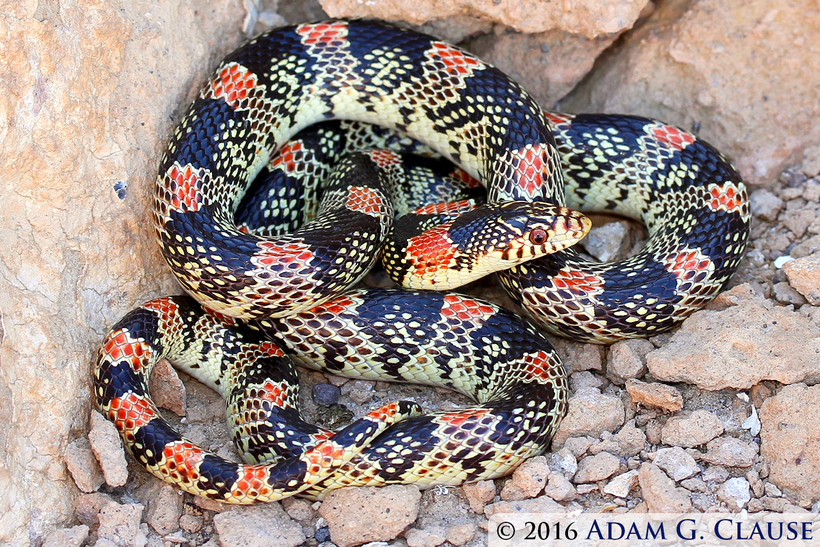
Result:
[4, 0, 820, 546]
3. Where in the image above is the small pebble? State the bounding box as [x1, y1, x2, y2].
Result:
[315, 526, 331, 543]
[313, 383, 341, 406]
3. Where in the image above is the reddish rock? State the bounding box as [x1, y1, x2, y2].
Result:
[500, 456, 549, 500]
[318, 486, 422, 547]
[783, 252, 820, 304]
[606, 339, 653, 384]
[574, 452, 622, 484]
[88, 411, 129, 487]
[563, 0, 820, 187]
[645, 289, 820, 390]
[462, 480, 496, 514]
[661, 410, 724, 448]
[319, 0, 649, 36]
[149, 359, 187, 416]
[760, 383, 820, 505]
[638, 463, 692, 512]
[626, 379, 683, 412]
[551, 388, 625, 448]
[214, 503, 306, 547]
[701, 437, 759, 468]
[64, 438, 105, 493]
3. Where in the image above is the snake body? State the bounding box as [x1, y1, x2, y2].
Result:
[94, 20, 750, 503]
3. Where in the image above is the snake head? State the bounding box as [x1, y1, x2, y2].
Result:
[468, 200, 591, 264]
[388, 200, 590, 290]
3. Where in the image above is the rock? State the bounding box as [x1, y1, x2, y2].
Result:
[500, 456, 549, 500]
[702, 465, 730, 483]
[543, 473, 577, 502]
[637, 463, 692, 512]
[88, 411, 129, 488]
[548, 447, 578, 479]
[461, 480, 496, 514]
[750, 189, 784, 221]
[593, 421, 645, 457]
[282, 498, 314, 522]
[214, 504, 306, 547]
[805, 180, 820, 201]
[341, 379, 376, 405]
[606, 339, 653, 384]
[783, 252, 820, 304]
[625, 379, 683, 412]
[136, 482, 183, 535]
[405, 527, 446, 547]
[179, 514, 204, 534]
[467, 30, 620, 109]
[582, 221, 632, 263]
[563, 436, 595, 459]
[562, 0, 820, 187]
[781, 202, 816, 238]
[717, 477, 752, 511]
[550, 338, 606, 372]
[652, 447, 699, 481]
[602, 470, 639, 498]
[792, 234, 820, 258]
[551, 387, 625, 449]
[701, 437, 758, 468]
[314, 525, 331, 544]
[803, 145, 820, 178]
[444, 523, 476, 546]
[646, 288, 820, 390]
[574, 452, 622, 484]
[746, 469, 765, 498]
[0, 3, 250, 542]
[193, 494, 228, 514]
[74, 492, 115, 528]
[64, 438, 105, 493]
[97, 501, 147, 547]
[615, 422, 647, 457]
[570, 371, 605, 391]
[661, 410, 724, 448]
[318, 486, 421, 547]
[764, 482, 783, 498]
[149, 359, 187, 416]
[772, 282, 807, 305]
[680, 478, 707, 492]
[42, 525, 89, 547]
[313, 383, 341, 406]
[760, 383, 820, 504]
[416, 15, 493, 43]
[319, 0, 649, 36]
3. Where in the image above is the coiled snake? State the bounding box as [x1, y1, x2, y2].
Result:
[94, 20, 750, 503]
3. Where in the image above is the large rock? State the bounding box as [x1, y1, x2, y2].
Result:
[0, 3, 250, 544]
[466, 30, 620, 108]
[783, 252, 820, 305]
[319, 0, 649, 37]
[318, 485, 422, 547]
[645, 286, 820, 390]
[759, 383, 820, 505]
[562, 0, 820, 187]
[551, 387, 625, 449]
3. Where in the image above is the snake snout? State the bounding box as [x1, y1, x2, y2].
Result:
[525, 205, 591, 255]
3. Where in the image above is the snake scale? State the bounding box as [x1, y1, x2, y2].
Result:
[94, 20, 750, 503]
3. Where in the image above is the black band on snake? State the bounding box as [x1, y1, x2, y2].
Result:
[94, 20, 750, 503]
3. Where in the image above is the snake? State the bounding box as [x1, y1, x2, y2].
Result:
[93, 20, 750, 504]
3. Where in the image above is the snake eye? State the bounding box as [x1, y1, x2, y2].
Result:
[529, 229, 548, 245]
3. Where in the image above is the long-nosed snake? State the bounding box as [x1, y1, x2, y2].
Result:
[93, 20, 750, 504]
